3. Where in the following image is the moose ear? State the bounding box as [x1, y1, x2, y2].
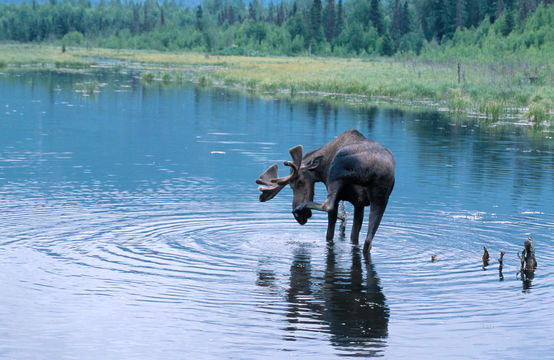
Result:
[306, 156, 322, 170]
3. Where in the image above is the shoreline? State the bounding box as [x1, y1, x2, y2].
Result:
[1, 43, 552, 126]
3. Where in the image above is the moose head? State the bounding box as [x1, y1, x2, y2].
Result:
[256, 145, 321, 225]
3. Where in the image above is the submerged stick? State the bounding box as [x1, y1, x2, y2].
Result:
[498, 251, 505, 269]
[524, 237, 537, 271]
[498, 251, 505, 281]
[482, 246, 490, 268]
[517, 237, 537, 280]
[338, 201, 347, 238]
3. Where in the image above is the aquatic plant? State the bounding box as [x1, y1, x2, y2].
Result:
[526, 95, 553, 124]
[172, 71, 184, 83]
[481, 100, 504, 120]
[75, 81, 99, 96]
[142, 71, 155, 83]
[198, 75, 210, 87]
[162, 72, 172, 84]
[446, 88, 471, 113]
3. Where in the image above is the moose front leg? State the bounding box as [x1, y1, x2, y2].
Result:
[326, 205, 338, 242]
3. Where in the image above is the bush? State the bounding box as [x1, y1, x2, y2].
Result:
[62, 31, 84, 46]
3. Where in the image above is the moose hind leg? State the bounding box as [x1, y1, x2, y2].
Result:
[350, 206, 364, 245]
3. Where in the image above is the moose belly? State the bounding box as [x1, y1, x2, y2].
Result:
[338, 184, 371, 207]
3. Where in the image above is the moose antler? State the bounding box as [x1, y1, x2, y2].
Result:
[256, 145, 303, 202]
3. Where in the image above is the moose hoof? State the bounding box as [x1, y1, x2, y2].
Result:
[363, 241, 372, 255]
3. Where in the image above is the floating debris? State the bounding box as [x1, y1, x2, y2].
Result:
[338, 201, 347, 238]
[431, 255, 438, 262]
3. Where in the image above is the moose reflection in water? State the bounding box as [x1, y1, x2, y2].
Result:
[281, 244, 389, 356]
[256, 129, 395, 255]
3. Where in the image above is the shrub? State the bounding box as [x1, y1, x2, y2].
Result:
[62, 31, 85, 47]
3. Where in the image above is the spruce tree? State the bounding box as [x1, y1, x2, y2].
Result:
[500, 8, 514, 35]
[196, 5, 203, 31]
[486, 0, 498, 23]
[391, 0, 402, 45]
[310, 0, 323, 42]
[455, 0, 464, 29]
[335, 0, 344, 37]
[325, 0, 335, 42]
[496, 0, 505, 19]
[268, 2, 275, 24]
[276, 3, 285, 26]
[466, 0, 480, 27]
[369, 0, 384, 35]
[400, 1, 411, 35]
[248, 2, 256, 21]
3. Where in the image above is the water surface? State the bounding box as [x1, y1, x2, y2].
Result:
[1, 70, 553, 359]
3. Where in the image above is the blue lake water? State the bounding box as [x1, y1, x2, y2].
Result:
[1, 70, 553, 359]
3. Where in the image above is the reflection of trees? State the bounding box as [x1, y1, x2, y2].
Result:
[404, 110, 554, 206]
[284, 245, 389, 357]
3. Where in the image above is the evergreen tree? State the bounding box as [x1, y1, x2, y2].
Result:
[268, 2, 275, 24]
[378, 33, 393, 55]
[486, 0, 497, 22]
[276, 3, 285, 26]
[455, 0, 464, 29]
[466, 0, 481, 28]
[400, 1, 411, 35]
[431, 0, 451, 42]
[391, 0, 402, 45]
[248, 2, 256, 21]
[496, 0, 505, 19]
[196, 5, 203, 31]
[228, 5, 236, 25]
[519, 0, 537, 22]
[143, 0, 150, 32]
[500, 8, 515, 35]
[369, 0, 384, 35]
[335, 0, 344, 37]
[324, 0, 335, 42]
[309, 0, 323, 42]
[132, 3, 139, 34]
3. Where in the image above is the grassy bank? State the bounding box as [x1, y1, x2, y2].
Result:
[1, 43, 552, 124]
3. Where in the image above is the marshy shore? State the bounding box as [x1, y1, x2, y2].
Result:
[1, 43, 551, 125]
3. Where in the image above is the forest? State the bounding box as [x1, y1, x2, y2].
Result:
[0, 0, 552, 59]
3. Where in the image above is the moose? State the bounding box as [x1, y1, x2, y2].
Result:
[256, 129, 395, 254]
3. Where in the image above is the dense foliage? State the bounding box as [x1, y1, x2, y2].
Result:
[0, 0, 552, 58]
